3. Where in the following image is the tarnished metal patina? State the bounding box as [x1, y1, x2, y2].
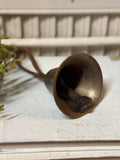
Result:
[45, 53, 103, 118]
[16, 50, 103, 119]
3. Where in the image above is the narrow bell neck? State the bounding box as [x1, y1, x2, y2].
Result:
[44, 68, 58, 94]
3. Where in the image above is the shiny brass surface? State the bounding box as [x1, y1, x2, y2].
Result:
[45, 53, 103, 118]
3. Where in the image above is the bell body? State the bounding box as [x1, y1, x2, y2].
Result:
[45, 68, 57, 94]
[44, 53, 103, 118]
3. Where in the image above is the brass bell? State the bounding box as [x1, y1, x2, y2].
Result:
[16, 49, 103, 119]
[45, 53, 103, 118]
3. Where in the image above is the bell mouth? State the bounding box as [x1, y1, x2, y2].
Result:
[53, 53, 103, 118]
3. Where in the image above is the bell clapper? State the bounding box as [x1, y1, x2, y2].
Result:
[58, 78, 93, 113]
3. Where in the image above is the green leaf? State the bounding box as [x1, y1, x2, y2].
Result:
[0, 61, 6, 67]
[0, 34, 23, 73]
[2, 34, 9, 39]
[0, 68, 8, 72]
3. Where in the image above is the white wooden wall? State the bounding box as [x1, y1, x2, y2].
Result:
[0, 0, 120, 57]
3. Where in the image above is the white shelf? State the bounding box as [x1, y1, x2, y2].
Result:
[0, 56, 120, 159]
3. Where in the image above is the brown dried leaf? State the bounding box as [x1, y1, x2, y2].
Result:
[9, 62, 16, 69]
[14, 58, 24, 62]
[0, 105, 4, 111]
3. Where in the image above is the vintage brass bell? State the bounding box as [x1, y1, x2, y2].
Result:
[16, 50, 103, 119]
[45, 53, 103, 118]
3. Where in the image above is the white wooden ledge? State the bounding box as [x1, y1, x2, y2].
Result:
[1, 9, 120, 15]
[2, 37, 120, 47]
[0, 56, 120, 159]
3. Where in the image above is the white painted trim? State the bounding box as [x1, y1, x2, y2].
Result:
[0, 150, 120, 160]
[1, 141, 120, 159]
[2, 37, 120, 47]
[1, 9, 120, 15]
[1, 141, 120, 152]
[1, 0, 120, 9]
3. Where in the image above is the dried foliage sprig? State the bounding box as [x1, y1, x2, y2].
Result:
[0, 105, 4, 111]
[0, 34, 23, 73]
[0, 35, 23, 111]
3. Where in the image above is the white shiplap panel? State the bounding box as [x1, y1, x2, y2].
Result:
[91, 15, 108, 36]
[40, 48, 56, 56]
[31, 16, 40, 56]
[108, 15, 120, 36]
[72, 46, 89, 54]
[40, 16, 56, 38]
[5, 16, 21, 38]
[74, 15, 91, 37]
[106, 15, 120, 57]
[89, 46, 105, 55]
[105, 46, 120, 58]
[23, 16, 40, 55]
[89, 15, 108, 55]
[73, 15, 91, 54]
[57, 16, 73, 37]
[40, 16, 56, 56]
[23, 16, 39, 38]
[30, 48, 41, 56]
[56, 47, 72, 56]
[0, 16, 4, 36]
[0, 13, 120, 57]
[57, 16, 73, 56]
